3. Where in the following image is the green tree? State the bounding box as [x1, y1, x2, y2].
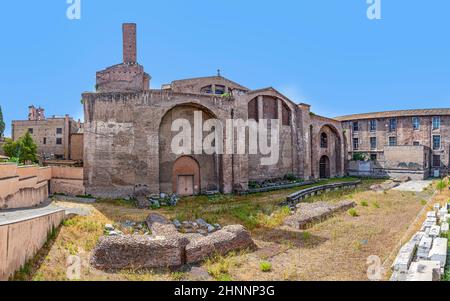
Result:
[2, 132, 38, 164]
[0, 106, 5, 138]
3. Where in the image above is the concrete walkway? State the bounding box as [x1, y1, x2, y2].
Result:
[0, 201, 91, 226]
[393, 180, 433, 192]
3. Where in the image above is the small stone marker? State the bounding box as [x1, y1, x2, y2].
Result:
[429, 225, 441, 238]
[440, 222, 449, 234]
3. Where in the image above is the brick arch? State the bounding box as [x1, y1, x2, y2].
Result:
[172, 156, 201, 195]
[314, 124, 343, 178]
[158, 103, 221, 195]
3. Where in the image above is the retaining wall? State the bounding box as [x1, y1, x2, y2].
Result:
[0, 210, 65, 281]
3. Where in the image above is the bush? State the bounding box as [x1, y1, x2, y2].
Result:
[360, 200, 369, 207]
[284, 174, 298, 182]
[348, 208, 359, 217]
[437, 179, 448, 192]
[3, 132, 38, 164]
[352, 153, 368, 161]
[372, 202, 380, 209]
[260, 261, 272, 273]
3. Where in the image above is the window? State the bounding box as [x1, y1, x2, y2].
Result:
[433, 135, 441, 150]
[433, 155, 441, 168]
[389, 118, 397, 132]
[56, 138, 62, 145]
[28, 128, 33, 134]
[369, 120, 377, 132]
[370, 137, 377, 150]
[370, 154, 378, 161]
[352, 122, 359, 132]
[248, 98, 259, 121]
[200, 85, 213, 94]
[321, 133, 328, 148]
[282, 103, 291, 126]
[56, 128, 63, 135]
[412, 117, 420, 130]
[413, 141, 420, 146]
[433, 117, 441, 130]
[353, 138, 359, 150]
[214, 85, 225, 95]
[389, 137, 397, 146]
[262, 96, 278, 120]
[43, 138, 47, 145]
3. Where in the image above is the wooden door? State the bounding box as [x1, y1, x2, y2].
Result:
[177, 175, 194, 196]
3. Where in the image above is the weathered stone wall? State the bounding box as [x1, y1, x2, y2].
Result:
[50, 166, 84, 196]
[69, 133, 83, 161]
[0, 210, 65, 281]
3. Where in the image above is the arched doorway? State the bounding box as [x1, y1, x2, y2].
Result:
[319, 156, 330, 179]
[172, 156, 200, 196]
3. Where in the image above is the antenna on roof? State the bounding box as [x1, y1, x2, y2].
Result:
[217, 69, 221, 77]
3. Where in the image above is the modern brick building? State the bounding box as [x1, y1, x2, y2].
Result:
[82, 24, 346, 198]
[12, 106, 83, 162]
[337, 109, 450, 179]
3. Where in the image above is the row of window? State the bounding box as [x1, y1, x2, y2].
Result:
[28, 128, 63, 135]
[352, 135, 442, 150]
[352, 117, 442, 132]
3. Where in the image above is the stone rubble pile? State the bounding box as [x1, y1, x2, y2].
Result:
[173, 218, 222, 235]
[391, 202, 449, 281]
[284, 200, 356, 230]
[91, 214, 256, 270]
[104, 221, 149, 236]
[136, 193, 180, 209]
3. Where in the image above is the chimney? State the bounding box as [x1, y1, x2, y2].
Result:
[123, 23, 137, 64]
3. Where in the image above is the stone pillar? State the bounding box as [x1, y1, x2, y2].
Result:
[123, 23, 137, 64]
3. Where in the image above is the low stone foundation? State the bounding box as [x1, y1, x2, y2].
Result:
[284, 201, 356, 230]
[91, 214, 256, 270]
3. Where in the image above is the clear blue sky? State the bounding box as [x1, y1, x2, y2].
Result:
[1, 0, 450, 137]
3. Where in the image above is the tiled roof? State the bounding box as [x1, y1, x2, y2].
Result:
[335, 108, 450, 121]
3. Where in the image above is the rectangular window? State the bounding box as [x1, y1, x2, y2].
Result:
[413, 141, 420, 146]
[43, 138, 47, 145]
[433, 155, 441, 168]
[369, 120, 377, 132]
[412, 117, 420, 130]
[28, 128, 33, 134]
[353, 138, 359, 150]
[352, 121, 359, 132]
[370, 137, 377, 150]
[56, 128, 63, 135]
[433, 117, 441, 130]
[370, 154, 377, 161]
[433, 135, 441, 150]
[56, 138, 62, 145]
[389, 137, 397, 146]
[389, 118, 397, 132]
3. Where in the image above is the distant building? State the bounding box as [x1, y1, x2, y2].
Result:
[12, 106, 83, 163]
[337, 109, 450, 179]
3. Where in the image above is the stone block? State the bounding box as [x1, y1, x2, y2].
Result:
[392, 242, 416, 272]
[428, 238, 448, 268]
[440, 222, 449, 234]
[406, 261, 442, 281]
[429, 225, 441, 238]
[410, 232, 426, 247]
[417, 236, 433, 260]
[90, 235, 185, 269]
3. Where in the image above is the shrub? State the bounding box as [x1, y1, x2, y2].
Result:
[284, 174, 298, 182]
[3, 132, 38, 164]
[437, 179, 447, 192]
[360, 201, 369, 207]
[348, 208, 359, 217]
[352, 153, 368, 161]
[372, 202, 380, 209]
[260, 261, 272, 273]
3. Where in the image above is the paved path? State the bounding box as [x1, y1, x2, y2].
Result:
[393, 180, 433, 192]
[0, 201, 91, 226]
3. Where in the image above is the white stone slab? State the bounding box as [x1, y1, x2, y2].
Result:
[444, 214, 450, 223]
[429, 225, 441, 238]
[427, 211, 437, 218]
[417, 236, 433, 259]
[440, 222, 449, 234]
[392, 242, 417, 272]
[428, 238, 448, 268]
[406, 261, 442, 281]
[434, 204, 441, 211]
[410, 232, 426, 246]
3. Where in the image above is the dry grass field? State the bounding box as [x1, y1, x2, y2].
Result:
[12, 178, 439, 281]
